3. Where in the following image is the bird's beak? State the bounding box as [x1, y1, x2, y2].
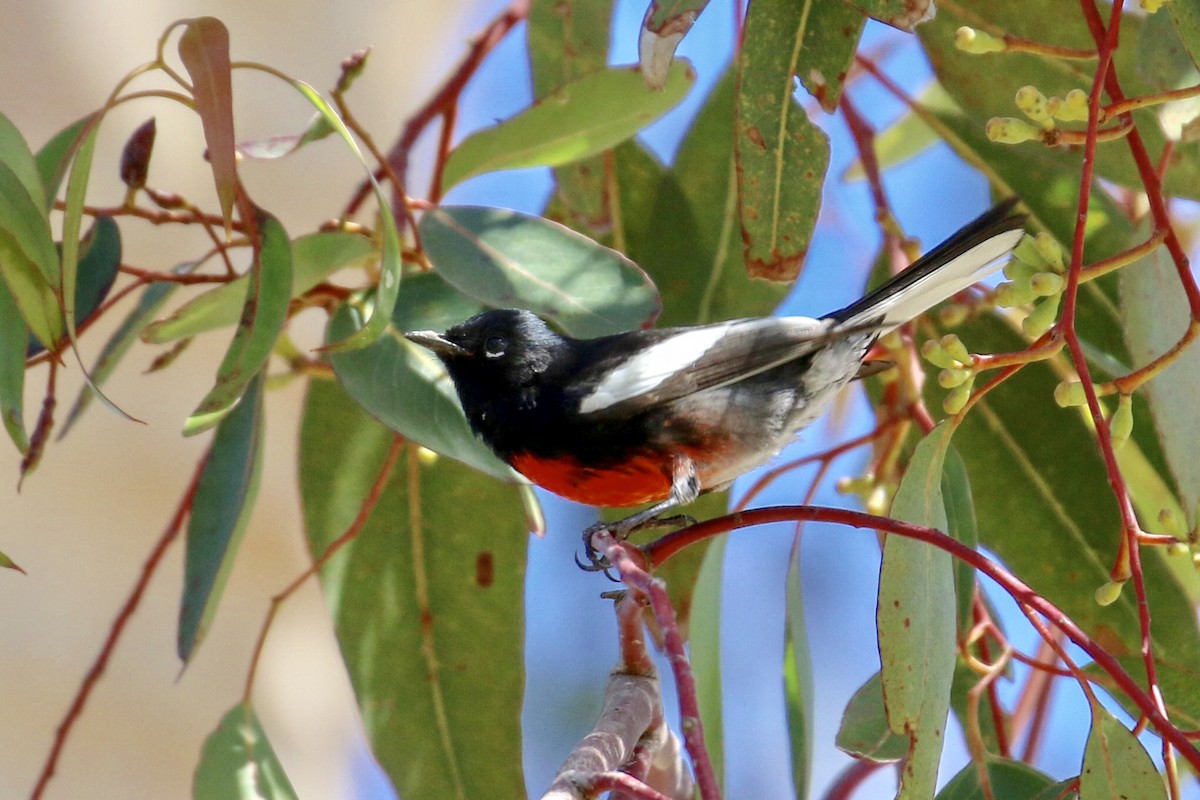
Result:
[404, 330, 467, 358]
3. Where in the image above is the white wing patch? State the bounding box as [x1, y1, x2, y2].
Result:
[579, 322, 740, 414]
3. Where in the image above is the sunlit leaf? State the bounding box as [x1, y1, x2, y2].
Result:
[735, 0, 831, 281]
[783, 544, 814, 798]
[1080, 708, 1167, 800]
[178, 16, 237, 232]
[144, 231, 372, 343]
[419, 205, 660, 337]
[793, 1, 866, 113]
[328, 272, 516, 481]
[0, 161, 64, 351]
[178, 374, 264, 663]
[616, 72, 790, 327]
[0, 277, 26, 452]
[34, 114, 95, 210]
[237, 114, 334, 159]
[689, 535, 726, 789]
[836, 672, 910, 763]
[1119, 239, 1200, 526]
[194, 702, 298, 800]
[184, 212, 291, 436]
[442, 62, 695, 190]
[299, 378, 527, 800]
[878, 422, 958, 798]
[935, 756, 1056, 799]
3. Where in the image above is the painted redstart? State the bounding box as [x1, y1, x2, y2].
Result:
[406, 200, 1026, 552]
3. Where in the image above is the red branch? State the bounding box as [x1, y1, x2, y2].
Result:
[30, 458, 205, 800]
[641, 505, 1200, 772]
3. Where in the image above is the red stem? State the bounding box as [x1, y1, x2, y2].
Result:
[30, 458, 204, 800]
[642, 505, 1200, 771]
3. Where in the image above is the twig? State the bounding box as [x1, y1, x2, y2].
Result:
[30, 458, 204, 800]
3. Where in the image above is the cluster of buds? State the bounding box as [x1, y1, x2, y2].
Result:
[836, 474, 893, 517]
[921, 333, 975, 414]
[996, 232, 1066, 339]
[981, 83, 1091, 145]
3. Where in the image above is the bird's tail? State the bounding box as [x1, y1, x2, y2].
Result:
[832, 199, 1027, 333]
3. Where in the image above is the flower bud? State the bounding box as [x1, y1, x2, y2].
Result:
[955, 26, 1006, 54]
[986, 117, 1044, 144]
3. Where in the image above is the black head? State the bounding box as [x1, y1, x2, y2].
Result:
[405, 309, 572, 419]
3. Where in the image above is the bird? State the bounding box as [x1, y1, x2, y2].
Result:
[405, 200, 1026, 553]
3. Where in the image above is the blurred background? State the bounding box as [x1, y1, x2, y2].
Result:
[0, 1, 1138, 798]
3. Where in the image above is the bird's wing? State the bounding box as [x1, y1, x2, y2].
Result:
[575, 316, 842, 415]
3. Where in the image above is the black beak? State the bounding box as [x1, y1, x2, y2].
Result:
[404, 330, 467, 358]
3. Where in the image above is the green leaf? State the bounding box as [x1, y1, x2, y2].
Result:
[793, 1, 866, 113]
[0, 268, 28, 452]
[0, 161, 64, 351]
[735, 0, 831, 281]
[441, 62, 694, 190]
[34, 115, 95, 210]
[236, 114, 335, 159]
[0, 111, 48, 210]
[272, 79, 402, 354]
[1080, 707, 1167, 800]
[0, 547, 23, 574]
[615, 72, 790, 327]
[194, 702, 298, 800]
[184, 211, 292, 436]
[178, 17, 237, 232]
[58, 112, 99, 350]
[1169, 0, 1200, 73]
[878, 422, 958, 798]
[689, 535, 726, 790]
[419, 205, 660, 337]
[61, 269, 182, 438]
[835, 671, 911, 763]
[328, 271, 515, 481]
[639, 1, 710, 90]
[28, 215, 122, 360]
[299, 378, 527, 800]
[935, 756, 1056, 799]
[847, 0, 934, 31]
[1119, 239, 1200, 525]
[527, 0, 614, 234]
[178, 373, 264, 662]
[144, 231, 372, 343]
[783, 544, 814, 798]
[941, 445, 978, 637]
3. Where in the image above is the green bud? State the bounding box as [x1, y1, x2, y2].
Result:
[955, 26, 1007, 54]
[921, 339, 960, 370]
[943, 383, 973, 415]
[986, 116, 1044, 144]
[1109, 393, 1133, 449]
[996, 280, 1037, 307]
[866, 485, 890, 516]
[1055, 89, 1091, 122]
[1023, 293, 1061, 338]
[939, 367, 973, 388]
[1030, 271, 1065, 297]
[1016, 85, 1053, 125]
[1004, 257, 1039, 283]
[1158, 507, 1186, 537]
[1033, 232, 1065, 272]
[1095, 580, 1124, 606]
[1013, 235, 1049, 270]
[1168, 542, 1190, 558]
[940, 334, 971, 365]
[1055, 380, 1088, 407]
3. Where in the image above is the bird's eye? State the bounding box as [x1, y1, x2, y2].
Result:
[484, 335, 507, 359]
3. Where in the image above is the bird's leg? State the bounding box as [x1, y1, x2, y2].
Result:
[579, 457, 700, 571]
